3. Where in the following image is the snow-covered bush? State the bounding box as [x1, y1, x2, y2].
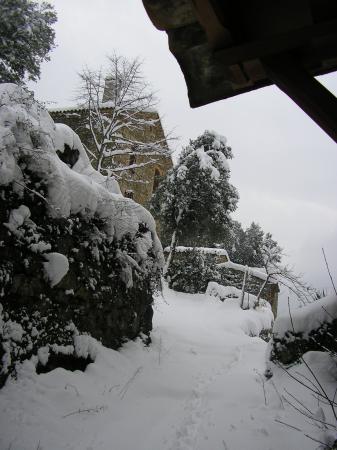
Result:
[166, 248, 220, 294]
[0, 84, 163, 386]
[268, 294, 337, 365]
[266, 296, 337, 448]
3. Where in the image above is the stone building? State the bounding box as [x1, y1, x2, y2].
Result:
[49, 106, 172, 206]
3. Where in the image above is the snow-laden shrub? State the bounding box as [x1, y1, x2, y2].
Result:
[0, 84, 164, 386]
[268, 294, 337, 365]
[0, 84, 163, 254]
[166, 248, 219, 293]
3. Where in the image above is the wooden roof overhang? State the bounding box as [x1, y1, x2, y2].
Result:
[142, 0, 337, 142]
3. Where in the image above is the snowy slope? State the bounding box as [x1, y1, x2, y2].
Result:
[0, 286, 335, 450]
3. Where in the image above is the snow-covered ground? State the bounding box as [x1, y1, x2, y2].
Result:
[0, 286, 335, 450]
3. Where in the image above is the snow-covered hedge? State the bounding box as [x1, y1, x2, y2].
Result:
[166, 248, 220, 293]
[268, 294, 337, 365]
[0, 84, 164, 386]
[164, 246, 229, 258]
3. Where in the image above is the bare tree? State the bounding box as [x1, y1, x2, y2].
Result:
[240, 265, 249, 309]
[256, 233, 316, 306]
[76, 54, 170, 178]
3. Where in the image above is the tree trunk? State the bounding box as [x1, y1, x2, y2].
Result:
[163, 229, 177, 277]
[256, 274, 270, 307]
[163, 209, 183, 277]
[240, 266, 249, 309]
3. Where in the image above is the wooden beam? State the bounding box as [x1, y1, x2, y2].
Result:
[213, 19, 337, 67]
[262, 53, 337, 143]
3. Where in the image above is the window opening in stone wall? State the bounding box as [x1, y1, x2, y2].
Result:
[153, 168, 162, 193]
[125, 189, 134, 199]
[129, 154, 136, 174]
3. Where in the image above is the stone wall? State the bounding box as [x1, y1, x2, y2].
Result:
[118, 153, 173, 206]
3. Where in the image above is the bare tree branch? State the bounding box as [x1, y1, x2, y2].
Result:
[322, 248, 337, 295]
[75, 54, 171, 181]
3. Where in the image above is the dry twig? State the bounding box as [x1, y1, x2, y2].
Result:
[119, 366, 143, 400]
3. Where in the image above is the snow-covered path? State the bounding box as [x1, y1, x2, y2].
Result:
[0, 287, 321, 450]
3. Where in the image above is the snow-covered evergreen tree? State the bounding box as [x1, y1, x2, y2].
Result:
[261, 232, 282, 270]
[233, 222, 264, 267]
[0, 0, 57, 83]
[225, 222, 269, 268]
[221, 219, 244, 260]
[151, 130, 239, 272]
[245, 222, 264, 266]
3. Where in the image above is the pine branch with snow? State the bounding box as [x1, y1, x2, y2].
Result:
[0, 0, 57, 83]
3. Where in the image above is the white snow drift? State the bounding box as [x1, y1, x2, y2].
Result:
[0, 286, 335, 450]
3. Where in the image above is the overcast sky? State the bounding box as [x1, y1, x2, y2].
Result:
[29, 0, 337, 294]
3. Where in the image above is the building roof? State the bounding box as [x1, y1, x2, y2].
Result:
[142, 0, 337, 141]
[143, 0, 337, 107]
[49, 103, 158, 114]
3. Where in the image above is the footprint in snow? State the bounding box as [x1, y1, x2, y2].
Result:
[169, 379, 207, 450]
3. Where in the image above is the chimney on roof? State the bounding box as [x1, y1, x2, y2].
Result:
[102, 76, 121, 103]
